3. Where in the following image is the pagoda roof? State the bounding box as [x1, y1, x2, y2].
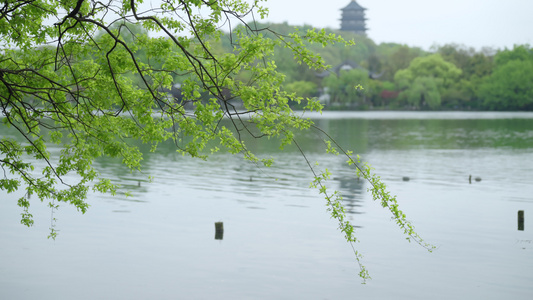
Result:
[341, 0, 366, 11]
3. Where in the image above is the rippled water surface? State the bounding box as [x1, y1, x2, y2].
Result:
[1, 112, 533, 299]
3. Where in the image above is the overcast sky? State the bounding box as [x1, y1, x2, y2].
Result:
[257, 0, 533, 51]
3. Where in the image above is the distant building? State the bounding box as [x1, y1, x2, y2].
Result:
[340, 0, 367, 35]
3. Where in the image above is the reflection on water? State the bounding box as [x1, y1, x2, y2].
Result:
[310, 115, 533, 153]
[1, 112, 533, 300]
[335, 176, 365, 215]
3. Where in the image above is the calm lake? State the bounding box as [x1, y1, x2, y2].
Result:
[1, 111, 533, 299]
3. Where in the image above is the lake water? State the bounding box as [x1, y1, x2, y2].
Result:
[1, 111, 533, 299]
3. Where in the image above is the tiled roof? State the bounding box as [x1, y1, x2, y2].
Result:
[341, 0, 366, 11]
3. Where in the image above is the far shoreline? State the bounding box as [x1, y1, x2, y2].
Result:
[299, 110, 533, 120]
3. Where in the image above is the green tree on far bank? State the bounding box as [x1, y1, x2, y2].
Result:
[284, 80, 318, 99]
[394, 54, 462, 109]
[477, 45, 533, 110]
[433, 44, 494, 109]
[323, 68, 369, 107]
[374, 44, 426, 82]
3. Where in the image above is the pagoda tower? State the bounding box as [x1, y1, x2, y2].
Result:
[340, 0, 367, 35]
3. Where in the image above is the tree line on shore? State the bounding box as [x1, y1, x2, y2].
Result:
[249, 23, 532, 111]
[47, 21, 531, 111]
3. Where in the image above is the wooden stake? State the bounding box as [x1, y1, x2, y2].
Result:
[215, 222, 224, 240]
[518, 210, 524, 231]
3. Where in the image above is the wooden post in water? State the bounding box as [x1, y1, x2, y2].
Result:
[215, 222, 224, 240]
[518, 211, 524, 231]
